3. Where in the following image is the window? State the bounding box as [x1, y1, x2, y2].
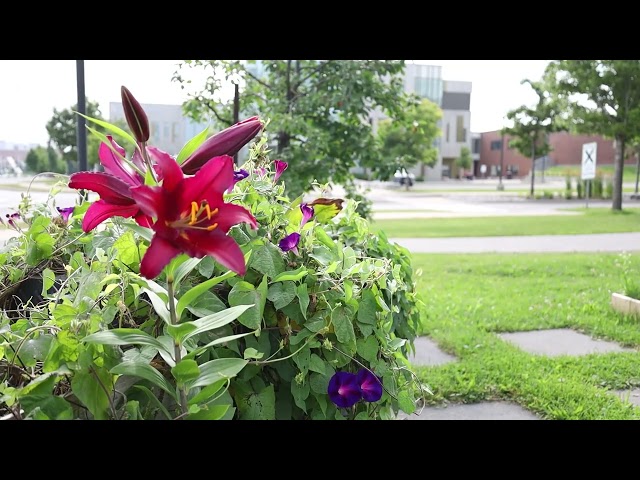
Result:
[490, 140, 502, 151]
[164, 122, 170, 139]
[172, 122, 181, 143]
[456, 116, 465, 142]
[472, 138, 480, 154]
[446, 123, 450, 142]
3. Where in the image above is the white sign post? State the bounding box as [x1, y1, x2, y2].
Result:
[581, 142, 597, 208]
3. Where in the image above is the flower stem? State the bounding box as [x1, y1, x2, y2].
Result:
[139, 142, 158, 184]
[167, 277, 188, 417]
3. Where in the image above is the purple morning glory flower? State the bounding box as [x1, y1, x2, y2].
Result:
[56, 206, 75, 223]
[357, 369, 383, 403]
[273, 160, 288, 183]
[328, 372, 362, 408]
[278, 232, 301, 255]
[233, 169, 249, 183]
[300, 203, 314, 228]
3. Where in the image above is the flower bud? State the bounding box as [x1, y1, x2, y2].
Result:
[181, 116, 263, 175]
[121, 86, 150, 143]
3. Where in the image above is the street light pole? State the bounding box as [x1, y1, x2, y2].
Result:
[497, 133, 505, 191]
[76, 60, 87, 173]
[233, 82, 240, 165]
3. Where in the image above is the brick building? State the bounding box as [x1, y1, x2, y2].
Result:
[477, 130, 635, 178]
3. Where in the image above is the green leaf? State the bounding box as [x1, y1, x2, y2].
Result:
[185, 331, 256, 360]
[188, 379, 227, 406]
[297, 283, 310, 319]
[111, 361, 177, 400]
[182, 304, 253, 342]
[141, 288, 172, 325]
[332, 306, 356, 345]
[243, 347, 264, 360]
[267, 281, 297, 309]
[188, 358, 248, 389]
[248, 243, 286, 278]
[126, 222, 153, 242]
[132, 385, 172, 419]
[292, 346, 311, 374]
[71, 368, 113, 420]
[176, 124, 210, 164]
[165, 322, 197, 344]
[125, 400, 142, 420]
[236, 385, 276, 420]
[83, 329, 171, 355]
[196, 257, 217, 278]
[171, 359, 201, 386]
[186, 404, 230, 420]
[186, 291, 227, 317]
[357, 289, 378, 325]
[228, 281, 262, 329]
[354, 411, 371, 420]
[20, 395, 73, 420]
[26, 231, 54, 265]
[171, 255, 202, 286]
[308, 353, 326, 375]
[271, 266, 308, 283]
[357, 336, 379, 363]
[113, 231, 147, 269]
[397, 390, 416, 414]
[291, 380, 310, 413]
[310, 372, 330, 395]
[176, 270, 237, 320]
[309, 245, 337, 267]
[42, 268, 55, 296]
[77, 112, 138, 147]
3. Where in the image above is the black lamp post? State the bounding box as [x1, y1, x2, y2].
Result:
[76, 60, 87, 173]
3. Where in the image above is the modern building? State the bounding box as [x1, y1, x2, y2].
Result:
[109, 103, 208, 156]
[369, 63, 473, 180]
[478, 130, 635, 178]
[0, 141, 35, 175]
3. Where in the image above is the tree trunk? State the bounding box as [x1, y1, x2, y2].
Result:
[613, 135, 625, 210]
[530, 141, 536, 197]
[634, 148, 640, 195]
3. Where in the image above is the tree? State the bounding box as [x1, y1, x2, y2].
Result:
[544, 60, 640, 210]
[455, 146, 472, 179]
[372, 98, 441, 181]
[25, 147, 48, 173]
[46, 100, 105, 172]
[173, 60, 412, 196]
[502, 79, 558, 197]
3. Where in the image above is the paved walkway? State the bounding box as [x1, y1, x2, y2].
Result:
[391, 232, 640, 254]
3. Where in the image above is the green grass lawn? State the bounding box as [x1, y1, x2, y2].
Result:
[546, 164, 638, 182]
[411, 252, 640, 419]
[372, 208, 640, 237]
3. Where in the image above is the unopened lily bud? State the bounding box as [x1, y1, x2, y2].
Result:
[181, 116, 263, 175]
[121, 86, 150, 143]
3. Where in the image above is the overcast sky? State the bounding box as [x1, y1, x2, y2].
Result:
[0, 60, 550, 146]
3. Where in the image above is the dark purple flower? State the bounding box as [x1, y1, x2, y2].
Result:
[121, 86, 150, 143]
[357, 369, 383, 403]
[56, 206, 75, 223]
[273, 160, 288, 183]
[328, 372, 362, 408]
[278, 232, 300, 255]
[5, 212, 20, 229]
[233, 169, 249, 184]
[300, 203, 314, 228]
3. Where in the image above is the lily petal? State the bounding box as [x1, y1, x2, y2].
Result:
[147, 146, 184, 192]
[140, 235, 182, 279]
[179, 230, 248, 276]
[81, 200, 140, 232]
[99, 136, 140, 187]
[69, 172, 135, 206]
[182, 155, 234, 206]
[210, 202, 258, 232]
[130, 185, 166, 219]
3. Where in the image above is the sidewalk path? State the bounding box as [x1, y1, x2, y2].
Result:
[390, 232, 640, 254]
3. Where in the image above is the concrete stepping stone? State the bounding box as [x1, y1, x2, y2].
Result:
[400, 401, 539, 420]
[498, 328, 634, 357]
[410, 336, 457, 366]
[613, 389, 640, 407]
